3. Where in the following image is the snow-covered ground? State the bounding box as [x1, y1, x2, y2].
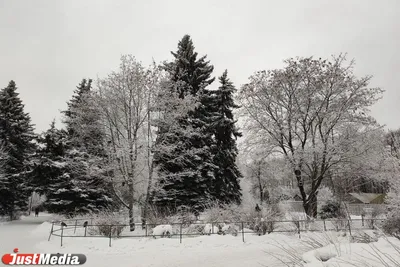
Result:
[303, 236, 400, 267]
[1, 214, 399, 267]
[0, 213, 53, 266]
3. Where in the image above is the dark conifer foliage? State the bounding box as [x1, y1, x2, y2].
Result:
[209, 70, 242, 204]
[35, 79, 114, 216]
[0, 81, 36, 219]
[164, 35, 215, 97]
[153, 35, 218, 211]
[30, 120, 67, 196]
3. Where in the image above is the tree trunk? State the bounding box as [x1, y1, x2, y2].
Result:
[128, 181, 135, 232]
[303, 193, 318, 218]
[259, 184, 264, 204]
[264, 189, 271, 205]
[257, 164, 263, 203]
[142, 161, 154, 229]
[142, 100, 153, 229]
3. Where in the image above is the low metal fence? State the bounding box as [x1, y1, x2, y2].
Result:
[47, 217, 386, 247]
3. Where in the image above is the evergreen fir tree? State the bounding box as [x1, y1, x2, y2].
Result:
[153, 35, 217, 211]
[0, 80, 36, 219]
[63, 79, 106, 157]
[45, 145, 113, 216]
[63, 79, 92, 131]
[164, 35, 214, 97]
[30, 120, 67, 196]
[209, 70, 242, 204]
[39, 79, 114, 216]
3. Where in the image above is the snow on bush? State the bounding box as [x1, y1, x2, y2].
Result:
[220, 223, 238, 236]
[152, 224, 173, 238]
[316, 186, 335, 207]
[144, 205, 196, 227]
[319, 200, 342, 220]
[200, 203, 242, 222]
[383, 190, 400, 240]
[381, 178, 400, 239]
[200, 201, 282, 234]
[184, 223, 205, 235]
[87, 210, 126, 237]
[203, 223, 219, 235]
[383, 215, 400, 240]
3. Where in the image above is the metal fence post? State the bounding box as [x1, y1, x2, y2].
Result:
[347, 219, 352, 237]
[74, 220, 78, 234]
[48, 222, 54, 241]
[60, 225, 64, 247]
[323, 220, 326, 231]
[145, 224, 148, 237]
[241, 222, 245, 243]
[84, 226, 87, 237]
[109, 225, 112, 247]
[298, 221, 301, 239]
[180, 223, 182, 244]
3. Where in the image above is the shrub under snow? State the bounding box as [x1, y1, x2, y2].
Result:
[152, 224, 173, 238]
[203, 223, 219, 235]
[87, 210, 126, 237]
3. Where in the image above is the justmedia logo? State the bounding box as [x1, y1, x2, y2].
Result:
[2, 248, 87, 265]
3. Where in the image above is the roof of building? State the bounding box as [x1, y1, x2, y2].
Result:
[348, 193, 385, 204]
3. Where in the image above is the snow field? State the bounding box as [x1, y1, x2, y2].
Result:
[38, 219, 400, 267]
[3, 214, 398, 267]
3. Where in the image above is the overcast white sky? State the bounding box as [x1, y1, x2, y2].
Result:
[0, 0, 399, 132]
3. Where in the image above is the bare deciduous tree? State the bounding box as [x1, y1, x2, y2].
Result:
[386, 129, 400, 160]
[244, 157, 294, 204]
[238, 54, 383, 217]
[96, 55, 162, 231]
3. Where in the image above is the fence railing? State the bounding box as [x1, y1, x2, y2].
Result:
[47, 217, 386, 247]
[279, 202, 388, 215]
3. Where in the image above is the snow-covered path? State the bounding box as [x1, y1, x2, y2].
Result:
[0, 213, 52, 266]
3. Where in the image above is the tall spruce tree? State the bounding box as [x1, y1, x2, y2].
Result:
[43, 79, 113, 216]
[0, 81, 36, 219]
[153, 35, 217, 211]
[164, 35, 214, 97]
[30, 120, 67, 196]
[209, 70, 242, 204]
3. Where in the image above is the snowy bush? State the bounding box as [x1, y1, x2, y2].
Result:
[316, 186, 335, 207]
[184, 223, 205, 235]
[143, 205, 196, 227]
[200, 203, 242, 222]
[221, 223, 237, 235]
[319, 200, 343, 220]
[203, 223, 219, 235]
[175, 206, 197, 226]
[199, 201, 282, 234]
[383, 176, 400, 239]
[152, 224, 173, 238]
[87, 210, 126, 237]
[254, 218, 273, 235]
[383, 210, 400, 240]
